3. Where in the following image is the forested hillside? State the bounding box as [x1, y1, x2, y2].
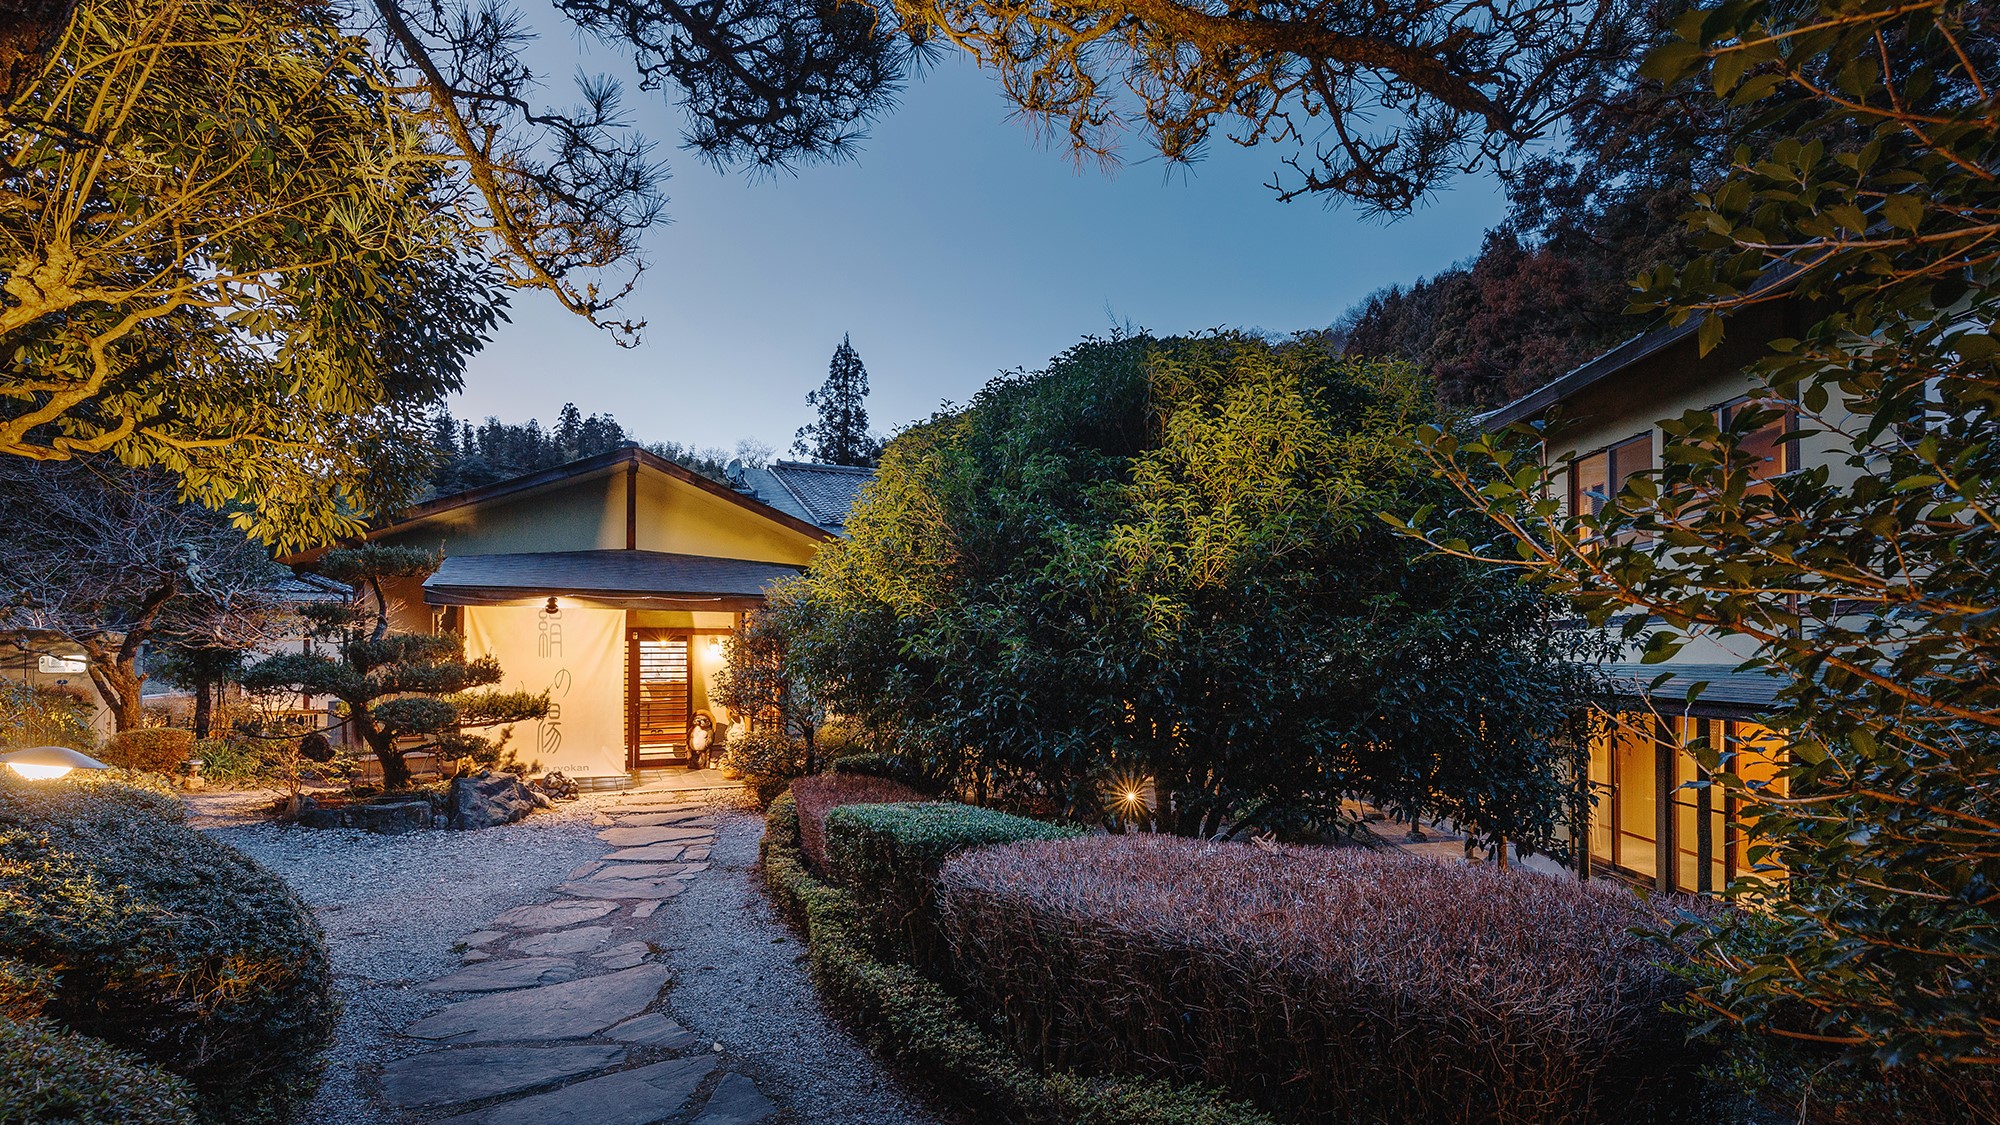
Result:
[1332, 0, 1738, 409]
[422, 404, 763, 496]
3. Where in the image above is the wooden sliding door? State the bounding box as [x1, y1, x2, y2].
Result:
[628, 628, 691, 768]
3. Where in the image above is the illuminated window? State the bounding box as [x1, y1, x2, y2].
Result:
[1584, 713, 1788, 893]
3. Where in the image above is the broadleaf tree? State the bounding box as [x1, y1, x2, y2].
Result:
[1399, 0, 2000, 1107]
[780, 333, 1606, 847]
[240, 546, 548, 792]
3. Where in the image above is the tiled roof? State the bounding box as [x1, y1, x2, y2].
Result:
[1603, 662, 1785, 718]
[424, 550, 803, 606]
[737, 461, 874, 533]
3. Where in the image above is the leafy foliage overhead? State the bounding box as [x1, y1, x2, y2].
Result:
[1, 0, 505, 551]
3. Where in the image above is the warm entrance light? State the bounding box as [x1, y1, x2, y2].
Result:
[1, 746, 111, 781]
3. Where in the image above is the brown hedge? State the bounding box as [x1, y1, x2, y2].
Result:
[101, 728, 195, 774]
[790, 772, 923, 874]
[936, 834, 1703, 1125]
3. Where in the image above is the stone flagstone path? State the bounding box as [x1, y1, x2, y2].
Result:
[387, 799, 780, 1125]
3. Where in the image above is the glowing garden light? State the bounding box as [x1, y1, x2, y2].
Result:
[1, 746, 111, 781]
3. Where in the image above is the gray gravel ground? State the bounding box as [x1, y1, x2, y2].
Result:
[647, 804, 956, 1125]
[206, 805, 608, 1124]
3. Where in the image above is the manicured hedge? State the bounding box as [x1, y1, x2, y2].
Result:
[0, 775, 338, 1125]
[823, 801, 1081, 974]
[791, 772, 924, 874]
[937, 834, 1701, 1125]
[761, 793, 1275, 1125]
[0, 1017, 198, 1125]
[101, 728, 195, 774]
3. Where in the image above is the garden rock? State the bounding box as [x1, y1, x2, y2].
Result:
[295, 799, 431, 833]
[598, 825, 713, 847]
[513, 925, 617, 956]
[606, 1012, 696, 1050]
[357, 800, 432, 834]
[450, 772, 538, 830]
[603, 844, 687, 861]
[381, 1044, 627, 1108]
[693, 1073, 779, 1125]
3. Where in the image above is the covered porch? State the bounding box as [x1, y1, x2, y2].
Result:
[422, 549, 802, 788]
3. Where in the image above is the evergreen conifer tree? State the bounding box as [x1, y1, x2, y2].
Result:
[792, 334, 883, 466]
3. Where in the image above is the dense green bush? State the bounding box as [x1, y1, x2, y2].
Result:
[0, 682, 98, 751]
[0, 1016, 199, 1125]
[829, 751, 937, 793]
[0, 775, 337, 1124]
[722, 730, 809, 806]
[791, 773, 924, 874]
[189, 734, 263, 784]
[938, 834, 1704, 1125]
[100, 728, 195, 774]
[762, 793, 1275, 1125]
[823, 801, 1082, 976]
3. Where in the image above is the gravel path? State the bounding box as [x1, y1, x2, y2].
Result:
[209, 805, 608, 1123]
[204, 792, 950, 1125]
[648, 806, 954, 1125]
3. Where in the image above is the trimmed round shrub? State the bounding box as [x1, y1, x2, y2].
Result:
[0, 775, 337, 1125]
[0, 1016, 199, 1125]
[937, 834, 1701, 1125]
[791, 772, 924, 874]
[100, 728, 195, 774]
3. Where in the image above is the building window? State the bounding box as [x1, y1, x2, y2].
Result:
[1718, 396, 1795, 493]
[1585, 712, 1788, 893]
[1568, 433, 1653, 534]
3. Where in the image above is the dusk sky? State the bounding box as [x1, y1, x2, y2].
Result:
[451, 30, 1513, 457]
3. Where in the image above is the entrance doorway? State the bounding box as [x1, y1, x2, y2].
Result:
[628, 629, 690, 768]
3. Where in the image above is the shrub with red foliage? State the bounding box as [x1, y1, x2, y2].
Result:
[937, 835, 1701, 1125]
[789, 772, 922, 874]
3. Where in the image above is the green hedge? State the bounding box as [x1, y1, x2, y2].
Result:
[762, 793, 1275, 1125]
[0, 775, 337, 1125]
[0, 1017, 198, 1125]
[823, 801, 1082, 974]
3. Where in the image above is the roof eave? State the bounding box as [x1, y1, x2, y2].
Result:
[368, 447, 836, 545]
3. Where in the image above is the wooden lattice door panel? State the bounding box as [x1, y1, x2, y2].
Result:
[629, 631, 690, 766]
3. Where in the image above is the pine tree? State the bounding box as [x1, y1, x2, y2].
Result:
[792, 334, 883, 467]
[554, 403, 585, 454]
[240, 546, 548, 792]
